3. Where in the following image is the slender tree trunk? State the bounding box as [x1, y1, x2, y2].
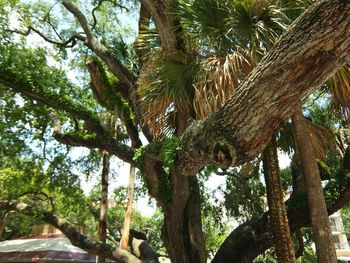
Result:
[0, 212, 8, 237]
[120, 165, 136, 249]
[263, 136, 296, 263]
[96, 152, 110, 263]
[292, 109, 337, 263]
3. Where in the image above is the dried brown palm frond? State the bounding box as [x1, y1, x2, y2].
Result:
[141, 100, 176, 139]
[137, 54, 165, 138]
[335, 129, 350, 156]
[137, 51, 197, 139]
[193, 49, 252, 119]
[329, 64, 350, 120]
[306, 119, 336, 160]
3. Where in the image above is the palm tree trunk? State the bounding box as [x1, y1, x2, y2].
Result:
[120, 165, 136, 249]
[96, 152, 110, 263]
[292, 109, 337, 263]
[263, 135, 296, 263]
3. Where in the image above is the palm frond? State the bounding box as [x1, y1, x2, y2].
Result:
[328, 64, 350, 120]
[175, 0, 233, 53]
[335, 129, 350, 156]
[277, 0, 315, 19]
[136, 25, 162, 61]
[193, 48, 252, 118]
[306, 119, 336, 160]
[137, 51, 198, 138]
[228, 0, 290, 59]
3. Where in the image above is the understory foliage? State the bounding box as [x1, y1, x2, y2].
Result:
[0, 0, 350, 262]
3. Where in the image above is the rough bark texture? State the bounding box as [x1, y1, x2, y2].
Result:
[178, 0, 350, 175]
[150, 169, 205, 263]
[120, 165, 136, 249]
[291, 109, 337, 263]
[97, 152, 110, 263]
[141, 155, 205, 263]
[162, 174, 206, 263]
[263, 136, 296, 263]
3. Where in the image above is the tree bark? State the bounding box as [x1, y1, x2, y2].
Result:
[120, 165, 136, 249]
[3, 1, 350, 263]
[161, 174, 206, 263]
[178, 0, 350, 176]
[96, 152, 110, 263]
[291, 109, 337, 263]
[141, 157, 206, 263]
[263, 136, 296, 263]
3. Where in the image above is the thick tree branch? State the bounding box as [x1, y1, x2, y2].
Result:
[86, 59, 142, 148]
[61, 0, 134, 88]
[140, 0, 183, 55]
[0, 78, 99, 125]
[0, 200, 141, 263]
[54, 131, 134, 164]
[1, 200, 160, 262]
[141, 152, 165, 208]
[178, 0, 350, 176]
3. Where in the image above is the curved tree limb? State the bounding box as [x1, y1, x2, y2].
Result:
[53, 131, 134, 164]
[140, 0, 183, 54]
[91, 0, 129, 30]
[0, 200, 161, 263]
[6, 26, 86, 48]
[178, 0, 350, 176]
[86, 59, 142, 148]
[61, 0, 135, 88]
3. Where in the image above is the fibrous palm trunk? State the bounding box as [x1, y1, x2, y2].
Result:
[263, 135, 296, 263]
[292, 109, 337, 263]
[96, 152, 110, 263]
[120, 165, 136, 249]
